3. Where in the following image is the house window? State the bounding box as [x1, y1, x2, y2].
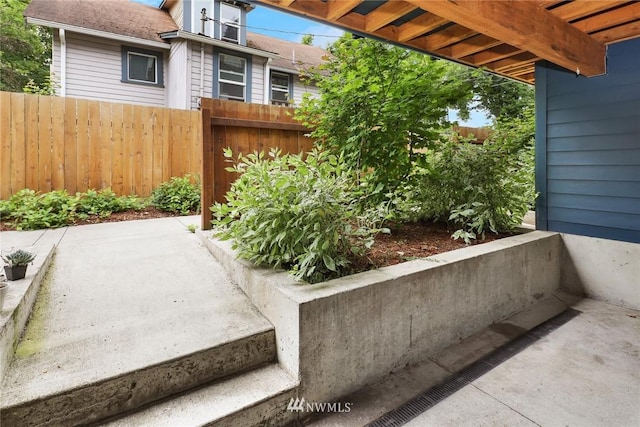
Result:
[270, 71, 291, 105]
[121, 46, 163, 87]
[220, 3, 241, 44]
[193, 0, 213, 36]
[219, 53, 246, 101]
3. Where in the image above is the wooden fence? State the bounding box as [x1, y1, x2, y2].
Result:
[200, 98, 314, 228]
[453, 125, 492, 144]
[0, 92, 202, 199]
[1, 92, 490, 228]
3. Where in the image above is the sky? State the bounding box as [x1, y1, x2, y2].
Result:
[132, 0, 489, 126]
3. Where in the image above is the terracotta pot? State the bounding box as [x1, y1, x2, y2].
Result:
[4, 265, 27, 281]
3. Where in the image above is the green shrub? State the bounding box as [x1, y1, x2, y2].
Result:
[75, 188, 144, 217]
[396, 136, 535, 242]
[1, 188, 146, 230]
[211, 149, 387, 283]
[2, 189, 77, 230]
[151, 175, 201, 215]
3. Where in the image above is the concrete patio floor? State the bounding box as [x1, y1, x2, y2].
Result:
[406, 297, 639, 427]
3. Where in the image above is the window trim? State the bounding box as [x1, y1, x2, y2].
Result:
[218, 52, 246, 102]
[121, 46, 164, 87]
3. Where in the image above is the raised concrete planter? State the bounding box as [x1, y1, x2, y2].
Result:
[199, 230, 563, 404]
[0, 244, 55, 383]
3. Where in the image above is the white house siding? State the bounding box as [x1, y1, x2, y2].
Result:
[189, 42, 214, 110]
[251, 56, 266, 104]
[166, 40, 190, 109]
[168, 0, 184, 29]
[63, 33, 166, 106]
[292, 74, 318, 106]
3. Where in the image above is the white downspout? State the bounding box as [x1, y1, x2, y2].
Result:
[59, 28, 67, 96]
[263, 58, 272, 105]
[199, 42, 205, 100]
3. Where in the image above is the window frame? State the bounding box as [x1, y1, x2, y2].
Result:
[218, 53, 246, 102]
[121, 46, 164, 87]
[270, 71, 292, 105]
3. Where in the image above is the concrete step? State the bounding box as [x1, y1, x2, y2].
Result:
[1, 328, 277, 426]
[100, 363, 299, 427]
[0, 217, 280, 426]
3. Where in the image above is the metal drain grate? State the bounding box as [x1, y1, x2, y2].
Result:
[367, 308, 581, 427]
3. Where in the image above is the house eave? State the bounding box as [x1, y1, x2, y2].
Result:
[26, 17, 171, 50]
[269, 65, 301, 76]
[159, 30, 280, 59]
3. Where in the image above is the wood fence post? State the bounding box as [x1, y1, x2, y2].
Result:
[201, 109, 214, 230]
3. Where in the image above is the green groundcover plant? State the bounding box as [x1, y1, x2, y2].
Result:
[151, 175, 201, 215]
[211, 148, 389, 283]
[0, 176, 200, 230]
[0, 188, 144, 230]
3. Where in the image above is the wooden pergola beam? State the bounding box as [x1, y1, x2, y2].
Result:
[397, 12, 448, 42]
[365, 1, 418, 32]
[326, 0, 362, 21]
[406, 0, 606, 76]
[574, 2, 640, 34]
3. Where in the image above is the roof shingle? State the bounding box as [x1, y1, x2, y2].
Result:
[247, 32, 327, 73]
[25, 0, 178, 44]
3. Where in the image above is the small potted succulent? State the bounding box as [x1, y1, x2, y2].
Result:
[2, 249, 36, 281]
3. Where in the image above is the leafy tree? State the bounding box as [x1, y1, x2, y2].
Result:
[0, 0, 52, 93]
[460, 68, 534, 122]
[296, 35, 473, 198]
[301, 34, 314, 45]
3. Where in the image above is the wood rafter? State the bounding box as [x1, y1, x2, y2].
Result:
[574, 3, 640, 34]
[436, 34, 502, 59]
[461, 45, 523, 66]
[486, 53, 538, 72]
[256, 0, 640, 83]
[416, 24, 476, 51]
[397, 12, 448, 42]
[406, 0, 606, 76]
[277, 0, 296, 7]
[442, 1, 630, 67]
[592, 20, 640, 44]
[326, 0, 362, 21]
[365, 1, 418, 32]
[549, 1, 629, 22]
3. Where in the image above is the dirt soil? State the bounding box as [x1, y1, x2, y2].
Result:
[1, 210, 511, 269]
[353, 220, 511, 272]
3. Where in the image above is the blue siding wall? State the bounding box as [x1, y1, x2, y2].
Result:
[535, 38, 640, 244]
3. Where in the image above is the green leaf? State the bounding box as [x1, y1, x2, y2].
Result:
[323, 254, 336, 272]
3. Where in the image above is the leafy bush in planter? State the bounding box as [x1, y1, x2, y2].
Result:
[396, 136, 535, 243]
[151, 175, 201, 215]
[211, 149, 387, 283]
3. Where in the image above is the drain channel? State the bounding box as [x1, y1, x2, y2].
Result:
[367, 308, 581, 427]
